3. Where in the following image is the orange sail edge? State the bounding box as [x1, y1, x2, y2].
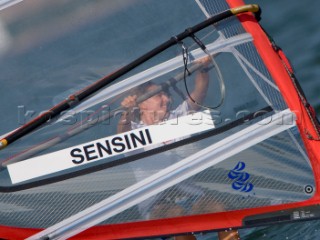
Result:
[2, 200, 320, 239]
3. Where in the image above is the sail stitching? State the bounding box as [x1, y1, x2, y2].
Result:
[231, 49, 275, 109]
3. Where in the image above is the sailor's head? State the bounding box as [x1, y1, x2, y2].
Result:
[138, 83, 171, 123]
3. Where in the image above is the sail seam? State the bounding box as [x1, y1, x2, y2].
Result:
[231, 48, 275, 109]
[234, 49, 279, 91]
[194, 0, 211, 18]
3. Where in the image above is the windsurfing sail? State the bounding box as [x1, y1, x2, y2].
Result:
[0, 0, 319, 239]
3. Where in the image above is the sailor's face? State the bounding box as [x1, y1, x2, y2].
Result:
[139, 85, 170, 122]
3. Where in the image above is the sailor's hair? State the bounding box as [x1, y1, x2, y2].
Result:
[132, 81, 171, 98]
[129, 81, 172, 122]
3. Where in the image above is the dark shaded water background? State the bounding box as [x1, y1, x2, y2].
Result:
[249, 0, 320, 113]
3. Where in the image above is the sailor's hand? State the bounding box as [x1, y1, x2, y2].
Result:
[121, 95, 138, 108]
[196, 55, 211, 70]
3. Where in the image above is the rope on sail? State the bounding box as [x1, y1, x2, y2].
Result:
[181, 36, 226, 110]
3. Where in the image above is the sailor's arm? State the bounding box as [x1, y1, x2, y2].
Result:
[117, 95, 137, 133]
[117, 112, 132, 133]
[218, 230, 241, 240]
[187, 56, 210, 110]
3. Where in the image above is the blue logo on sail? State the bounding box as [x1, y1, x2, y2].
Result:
[228, 162, 253, 192]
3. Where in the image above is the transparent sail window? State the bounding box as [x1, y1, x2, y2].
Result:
[0, 31, 263, 189]
[103, 126, 315, 225]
